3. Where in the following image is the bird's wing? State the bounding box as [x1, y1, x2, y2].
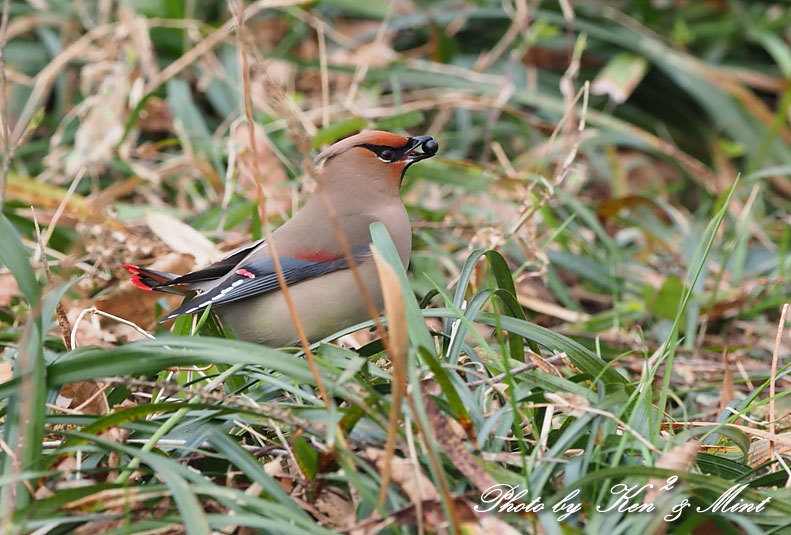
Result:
[160, 245, 371, 321]
[149, 239, 265, 289]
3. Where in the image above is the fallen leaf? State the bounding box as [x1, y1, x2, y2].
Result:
[137, 96, 172, 132]
[596, 195, 664, 221]
[545, 392, 589, 418]
[517, 293, 589, 323]
[264, 458, 294, 493]
[423, 395, 496, 493]
[645, 440, 700, 504]
[366, 447, 437, 503]
[527, 350, 560, 374]
[145, 211, 223, 266]
[60, 381, 109, 415]
[749, 439, 791, 467]
[315, 489, 356, 529]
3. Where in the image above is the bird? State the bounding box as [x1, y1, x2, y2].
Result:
[124, 130, 438, 346]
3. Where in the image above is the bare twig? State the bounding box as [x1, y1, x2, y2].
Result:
[70, 306, 154, 350]
[467, 353, 567, 386]
[31, 207, 73, 351]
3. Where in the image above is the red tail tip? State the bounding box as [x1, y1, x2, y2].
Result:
[124, 264, 153, 291]
[129, 275, 153, 291]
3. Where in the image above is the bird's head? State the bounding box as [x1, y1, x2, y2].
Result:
[316, 130, 438, 190]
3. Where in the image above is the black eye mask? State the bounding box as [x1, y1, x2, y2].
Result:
[359, 136, 439, 164]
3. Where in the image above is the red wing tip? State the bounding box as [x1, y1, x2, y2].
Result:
[123, 263, 140, 273]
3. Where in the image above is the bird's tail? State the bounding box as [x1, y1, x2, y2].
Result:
[123, 264, 190, 295]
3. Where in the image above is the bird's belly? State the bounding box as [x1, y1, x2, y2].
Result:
[216, 259, 383, 347]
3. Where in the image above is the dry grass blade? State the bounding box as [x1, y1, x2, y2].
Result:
[0, 0, 12, 207]
[261, 53, 391, 354]
[686, 422, 791, 449]
[505, 81, 589, 242]
[229, 0, 330, 408]
[11, 22, 119, 148]
[770, 303, 789, 467]
[472, 0, 529, 73]
[719, 349, 734, 415]
[372, 246, 408, 505]
[144, 0, 310, 95]
[467, 353, 566, 387]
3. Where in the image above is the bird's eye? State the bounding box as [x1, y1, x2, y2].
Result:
[380, 149, 395, 161]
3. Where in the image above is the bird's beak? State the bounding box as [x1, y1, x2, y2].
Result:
[402, 136, 439, 163]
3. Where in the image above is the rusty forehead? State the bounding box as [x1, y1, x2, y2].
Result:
[364, 131, 410, 147]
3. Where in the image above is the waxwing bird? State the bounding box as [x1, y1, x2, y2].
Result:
[125, 130, 438, 346]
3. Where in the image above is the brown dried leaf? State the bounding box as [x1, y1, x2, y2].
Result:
[263, 458, 295, 493]
[517, 293, 590, 323]
[315, 489, 356, 530]
[545, 392, 589, 418]
[366, 447, 437, 503]
[596, 195, 665, 221]
[59, 381, 109, 415]
[423, 395, 496, 493]
[137, 96, 172, 132]
[645, 440, 700, 504]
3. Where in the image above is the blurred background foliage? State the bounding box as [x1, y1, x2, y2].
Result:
[1, 0, 790, 534]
